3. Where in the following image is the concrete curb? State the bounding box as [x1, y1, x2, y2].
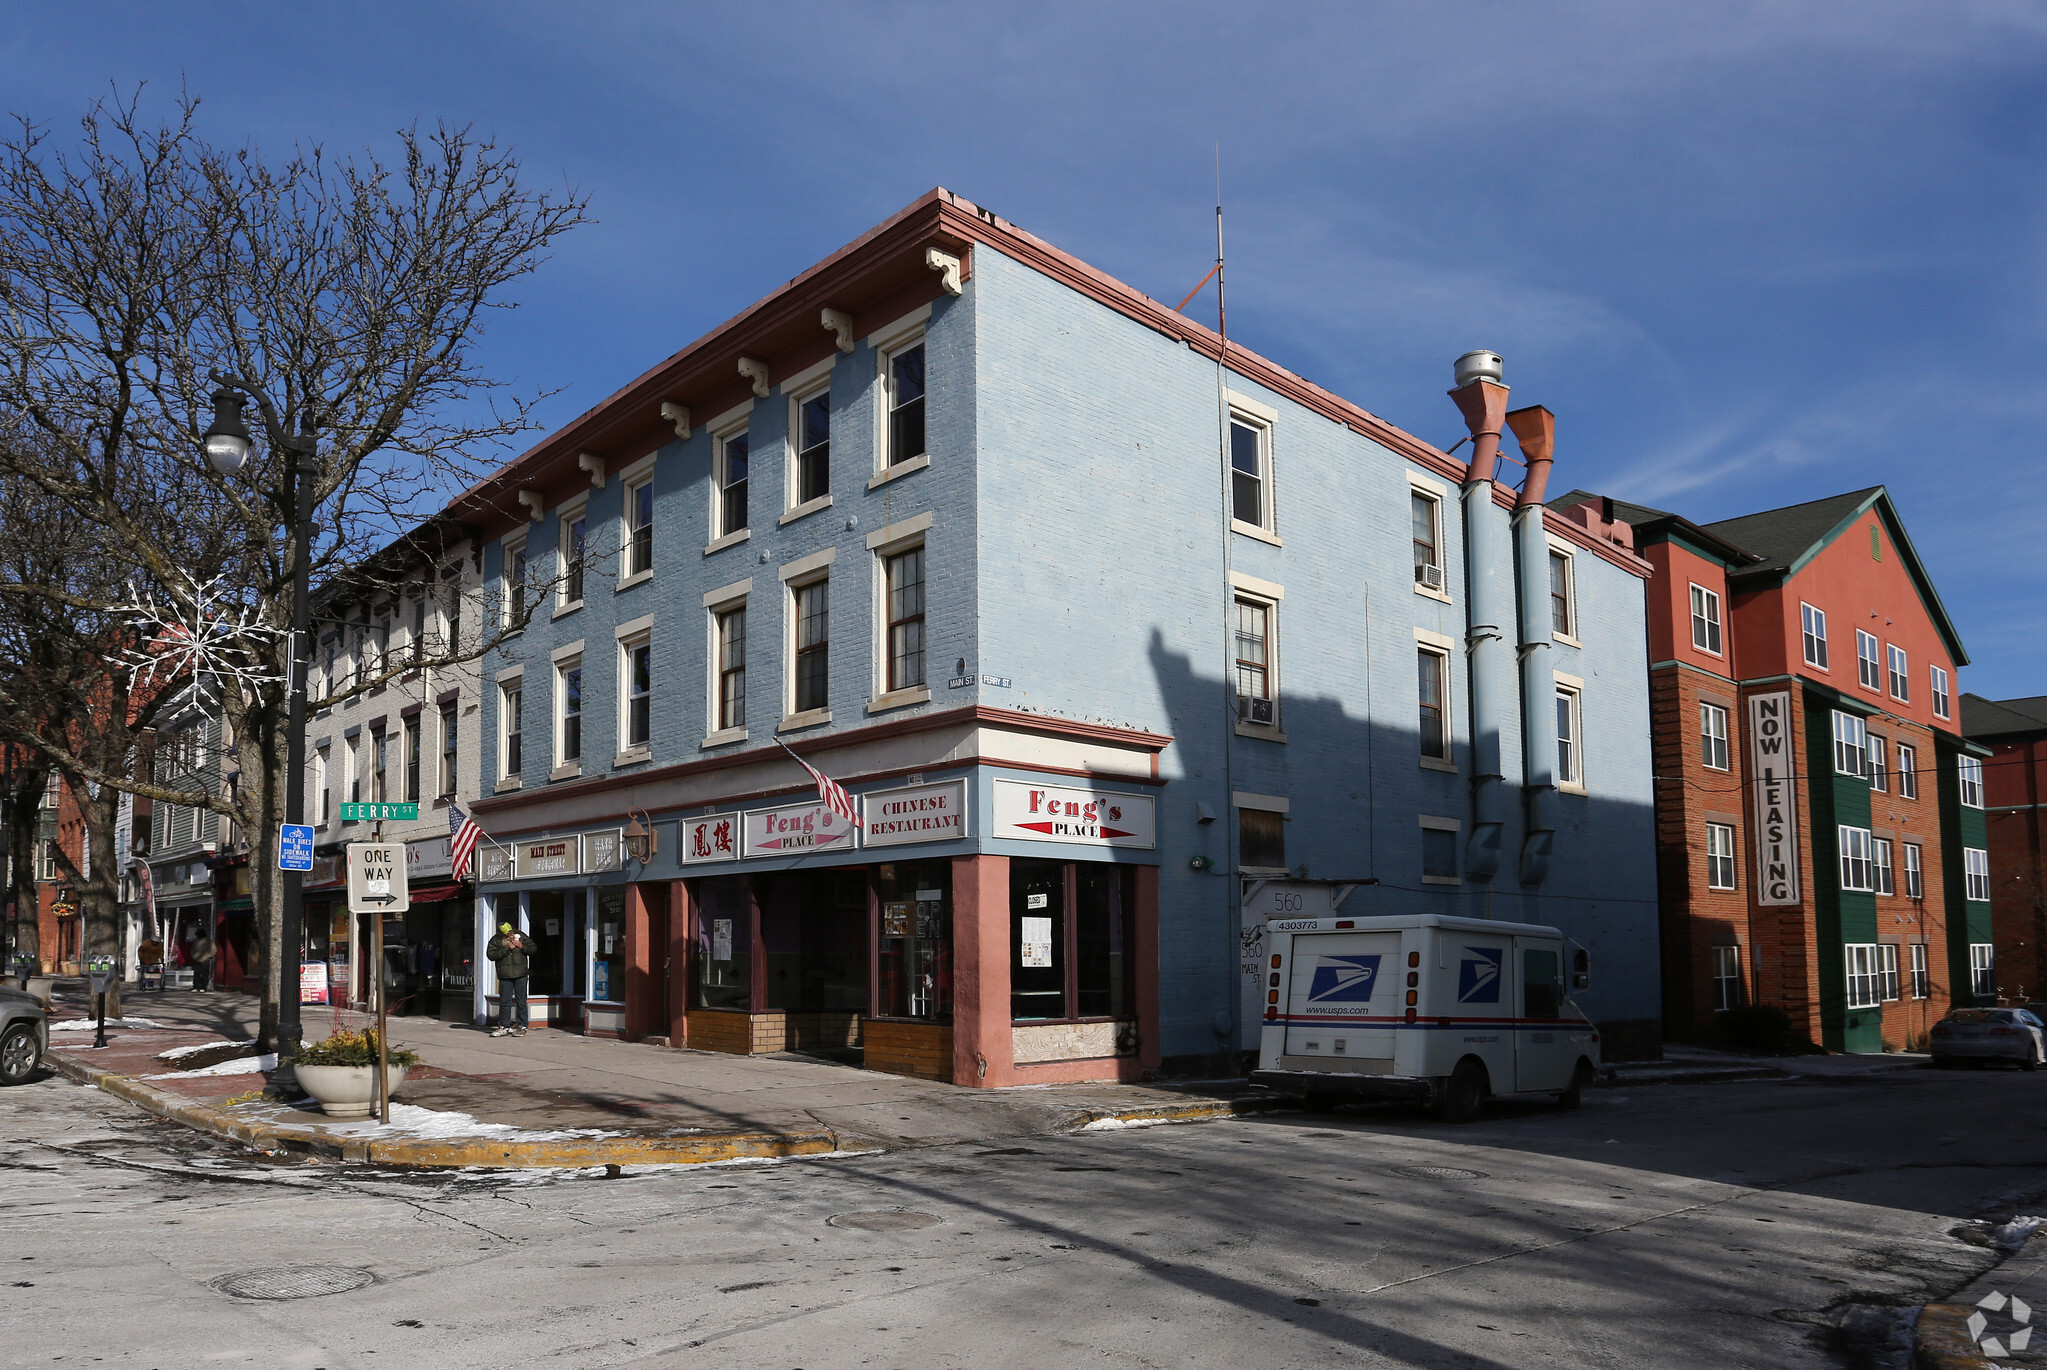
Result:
[1915, 1303, 1996, 1369]
[1600, 1065, 1788, 1087]
[46, 1048, 839, 1169]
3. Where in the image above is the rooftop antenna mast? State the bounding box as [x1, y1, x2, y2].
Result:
[1210, 142, 1240, 1072]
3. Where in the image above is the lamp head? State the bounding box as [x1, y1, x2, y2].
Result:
[200, 388, 252, 474]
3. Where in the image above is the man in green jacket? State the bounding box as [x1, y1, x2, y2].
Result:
[486, 923, 535, 1036]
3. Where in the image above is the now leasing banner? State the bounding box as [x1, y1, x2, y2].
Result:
[744, 800, 859, 857]
[991, 779, 1155, 849]
[1748, 691, 1802, 905]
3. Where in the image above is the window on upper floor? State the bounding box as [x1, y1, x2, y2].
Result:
[1411, 489, 1444, 592]
[1970, 941, 1995, 997]
[1233, 596, 1277, 728]
[371, 729, 389, 803]
[1868, 735, 1888, 791]
[1903, 841, 1924, 899]
[1965, 848, 1991, 903]
[1887, 644, 1909, 701]
[714, 430, 749, 541]
[1838, 825, 1874, 892]
[1878, 943, 1900, 1001]
[409, 593, 428, 665]
[1872, 837, 1895, 895]
[624, 476, 654, 576]
[1910, 940, 1929, 997]
[562, 509, 587, 607]
[556, 659, 583, 766]
[441, 565, 462, 655]
[403, 715, 421, 804]
[500, 682, 523, 780]
[1549, 549, 1575, 639]
[1701, 702, 1730, 771]
[792, 577, 829, 716]
[1690, 584, 1722, 655]
[1897, 742, 1919, 799]
[347, 735, 362, 804]
[885, 546, 926, 693]
[795, 388, 831, 507]
[714, 602, 747, 734]
[1556, 685, 1584, 789]
[1931, 664, 1951, 719]
[622, 636, 652, 751]
[885, 341, 926, 470]
[1844, 942, 1880, 1008]
[1229, 415, 1273, 533]
[504, 540, 529, 629]
[316, 746, 331, 826]
[1802, 602, 1829, 669]
[439, 705, 457, 797]
[1706, 821, 1737, 890]
[1958, 754, 1985, 808]
[1832, 710, 1867, 778]
[1417, 647, 1450, 764]
[1856, 630, 1881, 690]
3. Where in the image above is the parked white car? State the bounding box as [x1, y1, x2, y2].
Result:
[1930, 1008, 2046, 1070]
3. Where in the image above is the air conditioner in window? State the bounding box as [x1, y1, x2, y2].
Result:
[1238, 695, 1275, 726]
[1415, 562, 1444, 591]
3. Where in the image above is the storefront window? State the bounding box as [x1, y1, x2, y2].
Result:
[762, 870, 867, 1012]
[592, 886, 626, 1003]
[528, 889, 586, 997]
[877, 862, 951, 1021]
[1011, 861, 1066, 1020]
[696, 878, 752, 1009]
[1013, 860, 1135, 1022]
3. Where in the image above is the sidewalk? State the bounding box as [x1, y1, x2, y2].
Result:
[40, 989, 1283, 1168]
[1603, 1041, 1931, 1088]
[1916, 1222, 2047, 1367]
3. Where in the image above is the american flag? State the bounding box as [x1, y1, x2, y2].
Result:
[776, 738, 863, 828]
[449, 800, 483, 879]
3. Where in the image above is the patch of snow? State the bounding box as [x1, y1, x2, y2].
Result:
[1080, 1116, 1175, 1131]
[51, 1017, 171, 1031]
[1997, 1215, 2044, 1252]
[148, 1053, 279, 1079]
[160, 1039, 256, 1061]
[313, 1103, 625, 1143]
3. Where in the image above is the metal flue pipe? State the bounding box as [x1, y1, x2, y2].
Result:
[1507, 404, 1558, 887]
[1448, 352, 1511, 887]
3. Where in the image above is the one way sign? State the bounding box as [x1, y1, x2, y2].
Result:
[346, 842, 410, 914]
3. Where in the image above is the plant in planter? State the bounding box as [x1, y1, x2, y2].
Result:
[289, 1029, 421, 1118]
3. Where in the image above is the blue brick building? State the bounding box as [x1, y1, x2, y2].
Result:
[448, 190, 1663, 1082]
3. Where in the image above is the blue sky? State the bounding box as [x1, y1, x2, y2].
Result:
[8, 2, 2045, 696]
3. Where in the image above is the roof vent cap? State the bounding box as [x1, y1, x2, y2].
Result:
[1454, 350, 1504, 389]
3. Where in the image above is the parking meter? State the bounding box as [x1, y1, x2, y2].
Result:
[11, 951, 30, 991]
[86, 955, 117, 1049]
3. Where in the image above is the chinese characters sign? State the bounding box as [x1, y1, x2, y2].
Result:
[681, 813, 740, 865]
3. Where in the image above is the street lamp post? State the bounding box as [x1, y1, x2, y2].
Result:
[200, 386, 315, 1054]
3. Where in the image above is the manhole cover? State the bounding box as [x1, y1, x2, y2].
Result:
[1391, 1165, 1488, 1180]
[827, 1210, 941, 1232]
[212, 1266, 376, 1301]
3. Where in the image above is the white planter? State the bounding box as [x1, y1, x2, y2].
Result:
[292, 1062, 410, 1118]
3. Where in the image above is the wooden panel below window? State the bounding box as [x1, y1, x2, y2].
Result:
[864, 1019, 953, 1081]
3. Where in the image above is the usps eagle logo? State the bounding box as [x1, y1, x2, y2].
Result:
[1457, 947, 1504, 1004]
[1306, 955, 1383, 1004]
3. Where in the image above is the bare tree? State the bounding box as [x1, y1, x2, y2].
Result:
[0, 90, 586, 1048]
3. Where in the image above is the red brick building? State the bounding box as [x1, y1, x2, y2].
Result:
[1962, 694, 2047, 1004]
[1553, 486, 1990, 1052]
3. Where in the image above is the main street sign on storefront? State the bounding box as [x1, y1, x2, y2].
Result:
[991, 780, 1155, 849]
[340, 802, 418, 823]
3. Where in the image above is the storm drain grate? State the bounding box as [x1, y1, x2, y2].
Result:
[1391, 1165, 1488, 1181]
[212, 1266, 376, 1301]
[827, 1210, 941, 1232]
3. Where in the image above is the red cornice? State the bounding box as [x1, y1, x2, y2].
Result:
[469, 704, 1173, 819]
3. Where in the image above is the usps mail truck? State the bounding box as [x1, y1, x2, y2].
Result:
[1251, 913, 1599, 1122]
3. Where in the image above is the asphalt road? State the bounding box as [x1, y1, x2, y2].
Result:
[3, 1060, 2042, 1369]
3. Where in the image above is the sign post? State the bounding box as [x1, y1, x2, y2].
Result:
[347, 842, 409, 1123]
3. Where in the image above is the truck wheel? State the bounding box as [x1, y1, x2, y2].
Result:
[1558, 1060, 1595, 1110]
[1301, 1093, 1340, 1114]
[0, 1024, 39, 1086]
[1437, 1059, 1488, 1124]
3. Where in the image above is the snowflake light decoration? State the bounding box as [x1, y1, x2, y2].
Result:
[114, 573, 290, 694]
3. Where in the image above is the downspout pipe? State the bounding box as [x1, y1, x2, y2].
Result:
[1507, 404, 1557, 888]
[1448, 351, 1510, 888]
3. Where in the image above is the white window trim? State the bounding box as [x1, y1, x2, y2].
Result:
[869, 531, 931, 715]
[1232, 584, 1283, 741]
[1554, 671, 1587, 794]
[616, 623, 653, 762]
[1958, 755, 1985, 809]
[1706, 821, 1737, 890]
[866, 511, 934, 554]
[1832, 710, 1867, 779]
[1689, 583, 1723, 657]
[1855, 629, 1882, 693]
[617, 452, 657, 589]
[1419, 813, 1462, 886]
[552, 648, 585, 779]
[1226, 397, 1280, 544]
[703, 583, 749, 749]
[555, 494, 590, 616]
[1844, 943, 1881, 1010]
[1838, 824, 1874, 892]
[1931, 664, 1951, 719]
[1887, 644, 1910, 702]
[496, 676, 523, 792]
[1700, 701, 1732, 772]
[782, 564, 832, 731]
[1415, 629, 1456, 773]
[1964, 847, 1991, 902]
[1410, 475, 1452, 603]
[706, 415, 751, 556]
[784, 363, 836, 523]
[1545, 536, 1580, 646]
[1872, 836, 1895, 895]
[1897, 742, 1920, 800]
[873, 314, 930, 483]
[500, 533, 528, 632]
[1801, 602, 1830, 670]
